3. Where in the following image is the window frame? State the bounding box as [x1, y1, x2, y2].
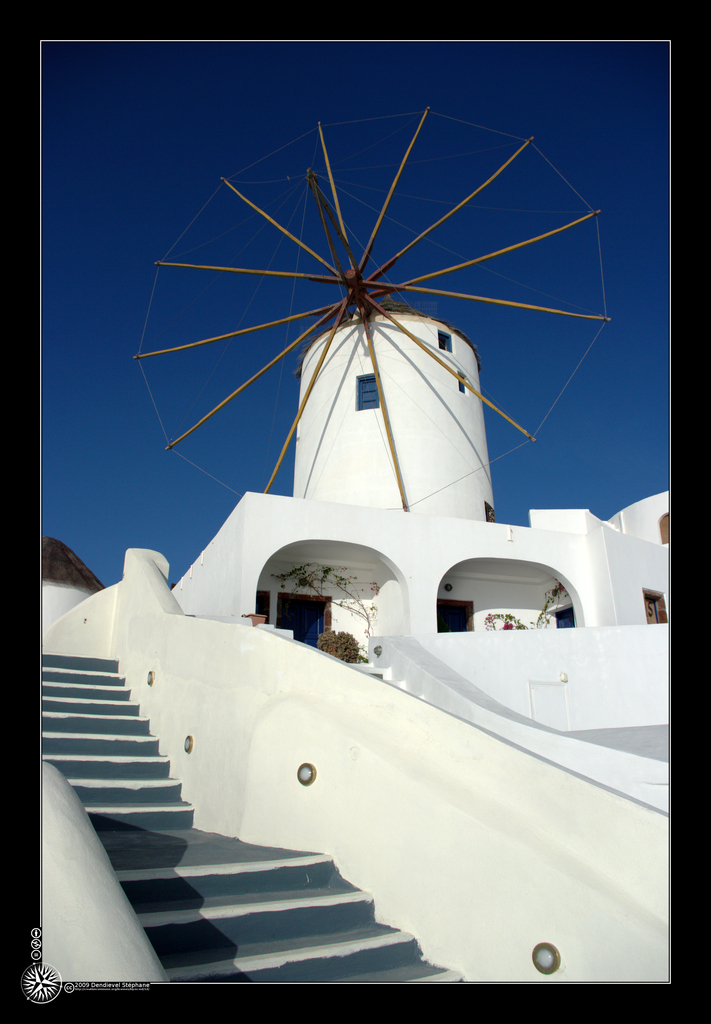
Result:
[356, 373, 379, 411]
[438, 331, 452, 352]
[643, 590, 668, 624]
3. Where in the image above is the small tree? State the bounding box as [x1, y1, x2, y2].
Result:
[317, 630, 361, 663]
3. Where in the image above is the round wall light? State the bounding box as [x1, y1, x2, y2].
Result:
[147, 671, 155, 686]
[184, 736, 194, 754]
[532, 942, 561, 974]
[297, 763, 317, 786]
[444, 583, 453, 592]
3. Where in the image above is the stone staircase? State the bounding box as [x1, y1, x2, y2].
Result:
[42, 653, 194, 830]
[42, 653, 460, 983]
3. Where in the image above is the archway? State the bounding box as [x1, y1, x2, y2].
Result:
[257, 539, 408, 651]
[438, 558, 581, 631]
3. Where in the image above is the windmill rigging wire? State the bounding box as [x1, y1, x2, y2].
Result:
[170, 448, 244, 497]
[223, 126, 319, 181]
[531, 143, 595, 212]
[531, 200, 609, 436]
[138, 358, 170, 445]
[137, 266, 173, 444]
[533, 321, 608, 436]
[160, 181, 225, 264]
[429, 110, 529, 144]
[401, 439, 531, 511]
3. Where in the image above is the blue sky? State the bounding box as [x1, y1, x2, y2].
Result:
[42, 41, 669, 588]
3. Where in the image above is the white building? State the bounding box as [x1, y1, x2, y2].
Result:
[42, 536, 105, 630]
[42, 307, 669, 983]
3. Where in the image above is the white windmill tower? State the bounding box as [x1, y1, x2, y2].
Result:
[293, 300, 494, 521]
[137, 110, 607, 516]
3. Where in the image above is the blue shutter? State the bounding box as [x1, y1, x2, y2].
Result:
[357, 374, 379, 410]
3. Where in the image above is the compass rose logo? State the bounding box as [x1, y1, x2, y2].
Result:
[21, 962, 62, 1003]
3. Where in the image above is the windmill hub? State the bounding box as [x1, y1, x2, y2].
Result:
[344, 268, 372, 315]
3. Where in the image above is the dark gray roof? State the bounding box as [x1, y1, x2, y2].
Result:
[42, 537, 105, 592]
[295, 298, 481, 378]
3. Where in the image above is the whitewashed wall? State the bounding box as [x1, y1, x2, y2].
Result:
[42, 582, 95, 632]
[172, 492, 668, 633]
[401, 626, 669, 730]
[607, 492, 669, 544]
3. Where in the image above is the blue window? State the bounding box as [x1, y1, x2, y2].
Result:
[459, 379, 466, 393]
[357, 374, 379, 410]
[438, 331, 452, 352]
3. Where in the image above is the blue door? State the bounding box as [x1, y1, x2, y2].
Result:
[281, 600, 325, 646]
[555, 607, 575, 628]
[437, 604, 468, 632]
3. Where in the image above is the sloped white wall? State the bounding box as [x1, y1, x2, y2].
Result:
[411, 626, 668, 729]
[42, 764, 167, 983]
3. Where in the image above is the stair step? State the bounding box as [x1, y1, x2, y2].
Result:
[43, 682, 133, 702]
[42, 667, 127, 688]
[162, 927, 439, 982]
[139, 888, 376, 951]
[67, 778, 186, 805]
[43, 653, 120, 672]
[42, 712, 151, 735]
[43, 753, 172, 779]
[116, 855, 340, 902]
[89, 805, 195, 831]
[42, 732, 161, 756]
[43, 696, 140, 716]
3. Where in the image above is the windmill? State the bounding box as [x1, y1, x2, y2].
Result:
[135, 109, 609, 518]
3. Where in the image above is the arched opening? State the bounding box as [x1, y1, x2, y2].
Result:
[438, 558, 581, 631]
[257, 540, 408, 652]
[659, 513, 669, 544]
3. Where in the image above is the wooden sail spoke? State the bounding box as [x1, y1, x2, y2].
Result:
[154, 261, 340, 287]
[221, 177, 338, 276]
[306, 171, 347, 281]
[361, 313, 409, 510]
[135, 303, 339, 360]
[398, 283, 609, 322]
[263, 298, 350, 494]
[369, 298, 537, 442]
[318, 123, 350, 252]
[368, 136, 534, 284]
[359, 107, 430, 275]
[164, 303, 343, 450]
[308, 172, 359, 272]
[401, 210, 602, 288]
